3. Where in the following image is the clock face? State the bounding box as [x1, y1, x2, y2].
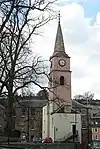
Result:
[59, 59, 66, 67]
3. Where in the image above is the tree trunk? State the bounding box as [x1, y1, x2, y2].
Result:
[7, 78, 13, 144]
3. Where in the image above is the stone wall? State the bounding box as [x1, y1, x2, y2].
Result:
[0, 143, 80, 149]
[30, 143, 80, 149]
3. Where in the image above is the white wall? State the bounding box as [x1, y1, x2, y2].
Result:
[42, 102, 55, 139]
[42, 104, 81, 143]
[49, 113, 81, 143]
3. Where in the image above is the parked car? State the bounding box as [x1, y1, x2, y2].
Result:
[21, 135, 26, 142]
[88, 140, 100, 149]
[32, 137, 42, 143]
[42, 137, 53, 143]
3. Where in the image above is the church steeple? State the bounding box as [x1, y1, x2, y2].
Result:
[54, 12, 65, 53]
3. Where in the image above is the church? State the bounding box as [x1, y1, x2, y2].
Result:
[42, 14, 82, 143]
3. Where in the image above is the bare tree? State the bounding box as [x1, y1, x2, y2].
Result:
[0, 0, 57, 140]
[74, 91, 94, 101]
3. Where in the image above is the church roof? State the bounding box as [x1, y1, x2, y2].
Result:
[54, 13, 65, 53]
[50, 51, 70, 60]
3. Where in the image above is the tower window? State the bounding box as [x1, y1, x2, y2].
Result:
[60, 76, 64, 85]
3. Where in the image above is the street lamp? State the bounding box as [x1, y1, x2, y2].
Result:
[0, 124, 2, 132]
[21, 115, 25, 118]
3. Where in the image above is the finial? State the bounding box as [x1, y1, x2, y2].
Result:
[58, 10, 60, 23]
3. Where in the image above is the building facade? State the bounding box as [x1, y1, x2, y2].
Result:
[13, 96, 47, 141]
[0, 104, 5, 133]
[73, 99, 100, 141]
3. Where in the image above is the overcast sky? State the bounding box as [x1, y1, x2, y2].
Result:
[32, 0, 100, 98]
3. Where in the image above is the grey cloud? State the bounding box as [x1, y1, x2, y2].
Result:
[72, 66, 88, 78]
[63, 19, 89, 45]
[87, 52, 100, 65]
[90, 82, 100, 98]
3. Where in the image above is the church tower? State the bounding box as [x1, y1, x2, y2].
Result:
[42, 15, 82, 141]
[49, 14, 72, 112]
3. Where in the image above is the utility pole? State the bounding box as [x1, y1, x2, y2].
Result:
[87, 107, 89, 148]
[74, 108, 77, 149]
[47, 101, 50, 137]
[27, 106, 30, 142]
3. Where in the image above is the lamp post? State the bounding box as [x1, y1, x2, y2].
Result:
[93, 121, 98, 140]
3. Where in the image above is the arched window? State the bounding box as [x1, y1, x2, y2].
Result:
[60, 76, 64, 85]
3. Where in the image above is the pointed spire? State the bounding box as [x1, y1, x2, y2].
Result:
[54, 11, 65, 53]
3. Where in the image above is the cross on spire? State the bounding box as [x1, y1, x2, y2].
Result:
[58, 11, 60, 24]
